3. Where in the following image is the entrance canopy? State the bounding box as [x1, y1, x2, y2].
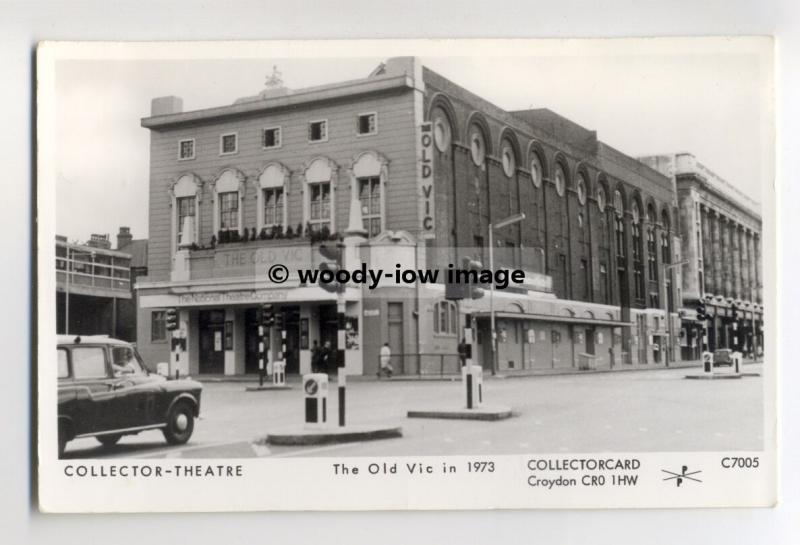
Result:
[470, 310, 632, 328]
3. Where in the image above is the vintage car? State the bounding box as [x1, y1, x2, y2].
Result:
[57, 335, 202, 456]
[713, 348, 734, 367]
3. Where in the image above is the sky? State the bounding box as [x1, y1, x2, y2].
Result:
[52, 39, 773, 244]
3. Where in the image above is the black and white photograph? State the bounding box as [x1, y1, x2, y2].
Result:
[35, 38, 776, 512]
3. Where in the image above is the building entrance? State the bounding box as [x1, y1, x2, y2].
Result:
[198, 309, 225, 374]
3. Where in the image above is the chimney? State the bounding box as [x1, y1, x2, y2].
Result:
[151, 96, 183, 116]
[117, 226, 133, 250]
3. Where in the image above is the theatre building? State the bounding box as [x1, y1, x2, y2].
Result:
[639, 153, 763, 359]
[136, 57, 683, 377]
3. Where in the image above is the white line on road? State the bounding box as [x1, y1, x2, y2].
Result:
[128, 440, 245, 459]
[276, 442, 367, 458]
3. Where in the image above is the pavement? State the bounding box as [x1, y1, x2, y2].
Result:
[62, 363, 765, 459]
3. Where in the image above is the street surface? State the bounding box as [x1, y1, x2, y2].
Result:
[63, 364, 765, 459]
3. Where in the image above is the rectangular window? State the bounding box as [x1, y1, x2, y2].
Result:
[357, 112, 377, 135]
[262, 126, 281, 149]
[220, 133, 238, 155]
[178, 138, 195, 160]
[358, 177, 381, 236]
[219, 191, 239, 231]
[600, 263, 609, 304]
[581, 259, 590, 298]
[308, 182, 331, 231]
[308, 120, 328, 142]
[151, 311, 167, 342]
[263, 188, 284, 228]
[71, 347, 108, 379]
[176, 196, 195, 248]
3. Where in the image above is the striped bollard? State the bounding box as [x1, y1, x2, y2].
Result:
[337, 298, 347, 427]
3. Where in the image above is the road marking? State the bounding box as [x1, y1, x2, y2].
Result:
[276, 442, 367, 458]
[129, 440, 243, 459]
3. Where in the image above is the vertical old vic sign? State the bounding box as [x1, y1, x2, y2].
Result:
[419, 122, 435, 238]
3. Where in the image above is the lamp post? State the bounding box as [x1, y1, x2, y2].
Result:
[64, 245, 70, 335]
[489, 213, 526, 376]
[662, 259, 688, 366]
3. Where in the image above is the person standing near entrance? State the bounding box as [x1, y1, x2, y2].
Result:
[378, 342, 393, 378]
[458, 337, 468, 367]
[320, 340, 333, 376]
[310, 340, 321, 373]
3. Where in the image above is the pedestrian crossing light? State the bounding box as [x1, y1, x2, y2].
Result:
[275, 310, 285, 330]
[318, 242, 345, 294]
[695, 301, 707, 322]
[260, 303, 275, 327]
[165, 308, 179, 331]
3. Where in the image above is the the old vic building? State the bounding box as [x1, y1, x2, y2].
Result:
[134, 57, 761, 377]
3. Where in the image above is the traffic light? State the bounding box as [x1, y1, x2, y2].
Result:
[165, 308, 179, 331]
[695, 301, 707, 322]
[318, 242, 345, 293]
[260, 303, 275, 327]
[444, 257, 485, 300]
[275, 310, 285, 330]
[464, 258, 485, 300]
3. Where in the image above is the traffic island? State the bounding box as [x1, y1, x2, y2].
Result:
[244, 384, 293, 392]
[684, 373, 743, 380]
[407, 405, 513, 421]
[262, 424, 403, 446]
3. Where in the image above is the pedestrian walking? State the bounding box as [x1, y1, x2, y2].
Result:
[320, 340, 333, 375]
[377, 342, 393, 378]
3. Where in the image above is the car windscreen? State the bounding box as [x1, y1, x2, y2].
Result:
[111, 345, 146, 376]
[71, 346, 109, 379]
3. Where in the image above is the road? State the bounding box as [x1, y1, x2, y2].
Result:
[62, 364, 765, 459]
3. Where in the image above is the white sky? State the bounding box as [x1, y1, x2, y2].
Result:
[53, 39, 773, 243]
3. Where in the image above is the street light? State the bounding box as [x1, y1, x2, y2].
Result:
[489, 212, 526, 376]
[662, 259, 688, 366]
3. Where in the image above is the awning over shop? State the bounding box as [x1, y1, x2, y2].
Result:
[470, 310, 633, 328]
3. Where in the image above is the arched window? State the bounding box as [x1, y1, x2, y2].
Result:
[576, 171, 588, 205]
[432, 300, 458, 335]
[613, 189, 625, 258]
[596, 184, 607, 211]
[530, 152, 544, 188]
[256, 163, 289, 234]
[170, 174, 201, 250]
[661, 209, 671, 264]
[631, 200, 644, 299]
[469, 126, 486, 166]
[303, 157, 337, 234]
[554, 162, 567, 197]
[501, 140, 516, 177]
[211, 169, 246, 236]
[646, 205, 658, 282]
[351, 151, 389, 237]
[432, 109, 452, 152]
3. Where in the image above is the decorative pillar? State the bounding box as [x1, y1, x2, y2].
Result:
[732, 222, 742, 300]
[720, 216, 732, 298]
[740, 227, 750, 303]
[701, 205, 712, 295]
[711, 211, 722, 296]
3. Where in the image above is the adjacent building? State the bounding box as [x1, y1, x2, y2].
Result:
[56, 233, 134, 340]
[135, 57, 688, 377]
[639, 153, 763, 359]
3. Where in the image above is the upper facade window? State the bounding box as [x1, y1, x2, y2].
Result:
[218, 192, 239, 231]
[308, 120, 328, 143]
[359, 177, 381, 237]
[220, 132, 238, 155]
[433, 114, 451, 152]
[308, 183, 331, 232]
[501, 142, 516, 177]
[178, 138, 195, 161]
[433, 300, 458, 336]
[262, 126, 282, 149]
[469, 127, 486, 166]
[597, 185, 607, 211]
[357, 113, 377, 136]
[576, 172, 587, 205]
[554, 163, 567, 197]
[530, 153, 543, 188]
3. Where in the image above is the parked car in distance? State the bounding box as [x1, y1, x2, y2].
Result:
[713, 348, 733, 367]
[57, 335, 202, 457]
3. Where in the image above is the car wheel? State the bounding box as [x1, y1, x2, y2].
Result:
[96, 434, 122, 447]
[163, 401, 194, 445]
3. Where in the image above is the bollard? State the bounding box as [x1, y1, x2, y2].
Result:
[303, 373, 328, 428]
[463, 365, 483, 409]
[732, 350, 742, 375]
[702, 351, 714, 375]
[272, 360, 286, 386]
